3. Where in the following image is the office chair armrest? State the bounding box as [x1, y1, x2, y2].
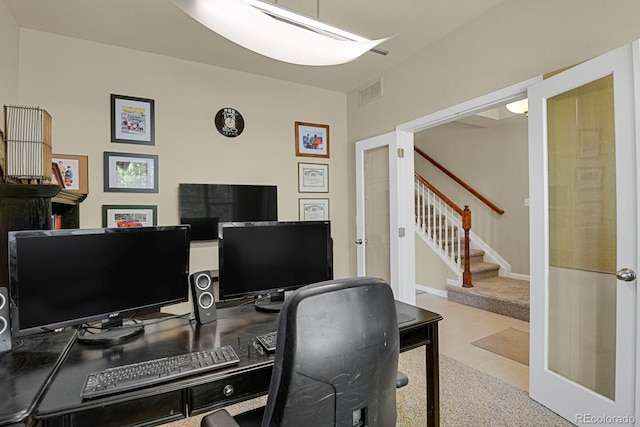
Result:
[200, 409, 240, 427]
[396, 370, 409, 388]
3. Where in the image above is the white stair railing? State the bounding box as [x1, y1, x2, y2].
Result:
[415, 174, 473, 286]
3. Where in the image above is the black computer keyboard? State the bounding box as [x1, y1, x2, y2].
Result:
[254, 313, 413, 354]
[255, 331, 278, 352]
[81, 345, 240, 399]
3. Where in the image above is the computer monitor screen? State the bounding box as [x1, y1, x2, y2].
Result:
[8, 226, 190, 343]
[218, 221, 333, 311]
[179, 183, 278, 241]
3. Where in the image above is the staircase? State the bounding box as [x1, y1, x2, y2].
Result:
[446, 248, 530, 322]
[414, 173, 530, 322]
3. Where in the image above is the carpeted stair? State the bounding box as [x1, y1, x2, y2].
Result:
[446, 249, 530, 321]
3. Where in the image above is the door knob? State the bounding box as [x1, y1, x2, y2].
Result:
[616, 268, 636, 282]
[356, 238, 363, 245]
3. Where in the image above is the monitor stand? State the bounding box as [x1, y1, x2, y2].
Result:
[78, 317, 144, 345]
[254, 292, 285, 312]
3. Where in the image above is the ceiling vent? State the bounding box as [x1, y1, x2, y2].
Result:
[358, 78, 383, 106]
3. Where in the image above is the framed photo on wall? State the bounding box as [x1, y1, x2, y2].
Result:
[104, 151, 159, 193]
[111, 94, 155, 145]
[298, 162, 328, 193]
[102, 205, 157, 228]
[299, 198, 329, 221]
[295, 121, 329, 158]
[52, 154, 89, 193]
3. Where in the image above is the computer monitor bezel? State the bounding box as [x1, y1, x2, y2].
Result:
[7, 225, 191, 338]
[217, 220, 333, 309]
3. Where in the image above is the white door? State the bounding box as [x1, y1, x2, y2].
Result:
[355, 131, 415, 304]
[529, 41, 638, 423]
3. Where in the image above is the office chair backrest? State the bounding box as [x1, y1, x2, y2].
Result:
[261, 277, 399, 427]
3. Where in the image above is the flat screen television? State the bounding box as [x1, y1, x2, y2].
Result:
[179, 183, 277, 241]
[8, 225, 191, 344]
[218, 221, 333, 311]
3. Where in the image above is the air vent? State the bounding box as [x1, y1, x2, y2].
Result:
[358, 78, 383, 106]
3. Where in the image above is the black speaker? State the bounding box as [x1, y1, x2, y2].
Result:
[0, 287, 11, 352]
[189, 271, 217, 324]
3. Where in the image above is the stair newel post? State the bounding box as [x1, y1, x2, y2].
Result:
[462, 205, 473, 287]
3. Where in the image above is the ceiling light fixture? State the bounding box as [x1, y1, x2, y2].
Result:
[506, 99, 529, 115]
[171, 0, 391, 66]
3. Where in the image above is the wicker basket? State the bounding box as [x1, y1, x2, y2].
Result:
[3, 105, 52, 181]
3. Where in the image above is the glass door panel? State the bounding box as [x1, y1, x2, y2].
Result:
[546, 75, 617, 399]
[363, 146, 390, 283]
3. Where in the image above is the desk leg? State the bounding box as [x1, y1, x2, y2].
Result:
[426, 323, 440, 427]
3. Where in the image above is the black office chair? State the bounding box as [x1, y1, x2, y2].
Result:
[201, 276, 403, 427]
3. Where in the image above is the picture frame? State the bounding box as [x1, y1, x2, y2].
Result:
[579, 130, 600, 158]
[104, 151, 159, 193]
[102, 205, 158, 228]
[51, 162, 64, 187]
[299, 198, 329, 221]
[52, 154, 89, 193]
[111, 94, 155, 145]
[298, 162, 328, 193]
[577, 167, 602, 190]
[295, 121, 330, 158]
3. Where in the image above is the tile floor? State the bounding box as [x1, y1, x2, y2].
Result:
[415, 291, 530, 391]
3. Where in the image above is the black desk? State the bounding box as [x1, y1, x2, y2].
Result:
[0, 330, 76, 426]
[11, 301, 441, 427]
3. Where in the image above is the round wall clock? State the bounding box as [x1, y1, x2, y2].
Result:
[215, 107, 245, 137]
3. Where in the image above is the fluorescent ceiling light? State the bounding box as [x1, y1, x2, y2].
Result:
[171, 0, 391, 66]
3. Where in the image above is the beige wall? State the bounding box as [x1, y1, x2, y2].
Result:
[415, 115, 530, 276]
[347, 0, 640, 289]
[9, 29, 350, 313]
[0, 2, 19, 109]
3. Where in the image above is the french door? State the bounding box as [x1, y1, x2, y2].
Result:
[355, 131, 415, 304]
[528, 41, 639, 423]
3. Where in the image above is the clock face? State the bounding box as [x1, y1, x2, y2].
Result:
[215, 108, 244, 137]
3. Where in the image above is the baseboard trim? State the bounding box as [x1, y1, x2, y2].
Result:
[416, 284, 448, 298]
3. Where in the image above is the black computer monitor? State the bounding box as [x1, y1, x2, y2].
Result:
[218, 221, 333, 311]
[179, 183, 278, 241]
[8, 225, 191, 344]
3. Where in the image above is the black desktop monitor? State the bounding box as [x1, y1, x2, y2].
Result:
[8, 225, 191, 344]
[218, 221, 333, 311]
[179, 183, 278, 241]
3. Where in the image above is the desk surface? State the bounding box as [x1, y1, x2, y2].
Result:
[7, 300, 441, 426]
[0, 329, 76, 426]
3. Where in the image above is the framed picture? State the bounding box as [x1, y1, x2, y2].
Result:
[298, 162, 328, 193]
[579, 130, 600, 158]
[299, 198, 329, 221]
[104, 151, 159, 193]
[102, 205, 157, 228]
[111, 94, 155, 145]
[577, 167, 602, 190]
[295, 121, 330, 158]
[52, 154, 89, 193]
[51, 162, 64, 187]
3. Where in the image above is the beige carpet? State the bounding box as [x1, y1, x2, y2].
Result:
[446, 277, 530, 321]
[159, 347, 572, 427]
[471, 328, 529, 366]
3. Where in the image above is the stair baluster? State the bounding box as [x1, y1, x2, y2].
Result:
[414, 173, 472, 287]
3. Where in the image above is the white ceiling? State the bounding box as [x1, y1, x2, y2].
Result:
[3, 0, 507, 93]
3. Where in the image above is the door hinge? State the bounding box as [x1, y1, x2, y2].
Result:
[397, 148, 404, 158]
[399, 227, 405, 237]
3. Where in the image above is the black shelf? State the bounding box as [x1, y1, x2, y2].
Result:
[0, 184, 86, 287]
